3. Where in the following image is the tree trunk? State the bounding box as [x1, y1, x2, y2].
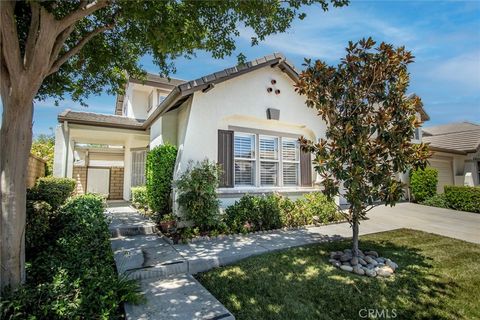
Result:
[0, 93, 34, 292]
[351, 208, 360, 257]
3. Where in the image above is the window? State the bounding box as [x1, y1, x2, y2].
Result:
[260, 136, 279, 186]
[282, 138, 300, 186]
[232, 132, 301, 188]
[157, 90, 166, 104]
[147, 91, 154, 112]
[414, 127, 421, 140]
[234, 133, 255, 186]
[131, 150, 146, 187]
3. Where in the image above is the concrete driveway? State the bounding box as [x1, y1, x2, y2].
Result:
[356, 202, 480, 244]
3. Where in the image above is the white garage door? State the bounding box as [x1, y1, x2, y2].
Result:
[87, 168, 110, 196]
[428, 159, 453, 193]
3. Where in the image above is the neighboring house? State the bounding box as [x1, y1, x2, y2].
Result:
[53, 53, 428, 208]
[422, 122, 480, 193]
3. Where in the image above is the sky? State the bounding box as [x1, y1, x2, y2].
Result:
[6, 0, 480, 137]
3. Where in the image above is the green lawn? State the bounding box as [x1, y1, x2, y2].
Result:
[196, 229, 480, 320]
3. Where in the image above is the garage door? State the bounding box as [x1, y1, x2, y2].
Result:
[428, 159, 453, 193]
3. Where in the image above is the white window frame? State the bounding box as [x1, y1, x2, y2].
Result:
[234, 132, 256, 186]
[147, 91, 154, 112]
[281, 137, 300, 186]
[232, 132, 301, 188]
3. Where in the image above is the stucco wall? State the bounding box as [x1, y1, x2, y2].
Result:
[26, 154, 46, 188]
[176, 66, 326, 179]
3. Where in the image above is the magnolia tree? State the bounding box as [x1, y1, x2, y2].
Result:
[0, 0, 348, 291]
[296, 38, 431, 256]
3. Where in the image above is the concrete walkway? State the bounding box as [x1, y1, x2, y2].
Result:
[107, 201, 480, 320]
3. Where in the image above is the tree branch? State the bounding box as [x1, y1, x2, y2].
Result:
[23, 2, 41, 69]
[59, 0, 110, 30]
[49, 25, 75, 65]
[47, 24, 113, 76]
[0, 1, 23, 80]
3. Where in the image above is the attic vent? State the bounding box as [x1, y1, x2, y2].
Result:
[267, 108, 280, 120]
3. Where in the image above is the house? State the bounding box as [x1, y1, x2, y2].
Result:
[422, 122, 480, 192]
[53, 53, 429, 208]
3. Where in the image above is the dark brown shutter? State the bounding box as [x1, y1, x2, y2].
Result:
[300, 149, 312, 186]
[218, 130, 234, 187]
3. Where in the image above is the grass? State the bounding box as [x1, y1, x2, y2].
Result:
[196, 229, 480, 320]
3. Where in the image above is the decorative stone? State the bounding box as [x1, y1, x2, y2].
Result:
[376, 266, 394, 277]
[331, 260, 341, 268]
[365, 251, 379, 258]
[330, 252, 342, 260]
[364, 256, 378, 265]
[358, 258, 367, 266]
[353, 266, 365, 275]
[385, 259, 398, 270]
[344, 249, 352, 254]
[376, 257, 386, 263]
[342, 261, 351, 266]
[328, 258, 338, 263]
[340, 254, 352, 262]
[365, 269, 377, 277]
[350, 257, 359, 266]
[340, 265, 353, 272]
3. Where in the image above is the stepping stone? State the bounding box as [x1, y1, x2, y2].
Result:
[125, 274, 235, 320]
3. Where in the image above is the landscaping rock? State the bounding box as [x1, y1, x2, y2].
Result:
[331, 261, 341, 268]
[385, 259, 398, 270]
[376, 257, 386, 263]
[344, 249, 352, 254]
[358, 258, 367, 266]
[365, 251, 379, 258]
[342, 261, 351, 266]
[350, 257, 359, 266]
[340, 254, 352, 262]
[364, 256, 378, 265]
[340, 265, 353, 272]
[376, 266, 394, 277]
[353, 266, 365, 275]
[365, 269, 377, 277]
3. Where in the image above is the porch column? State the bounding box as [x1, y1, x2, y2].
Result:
[123, 141, 132, 201]
[53, 122, 73, 178]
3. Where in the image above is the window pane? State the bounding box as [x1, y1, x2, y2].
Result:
[235, 134, 255, 159]
[283, 163, 299, 186]
[260, 162, 278, 186]
[260, 136, 278, 160]
[235, 160, 255, 185]
[282, 139, 299, 161]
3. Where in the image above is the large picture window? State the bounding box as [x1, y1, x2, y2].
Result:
[233, 132, 301, 187]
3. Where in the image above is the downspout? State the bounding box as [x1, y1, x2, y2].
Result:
[63, 121, 70, 177]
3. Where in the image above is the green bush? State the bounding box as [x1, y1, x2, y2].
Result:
[444, 186, 480, 213]
[176, 160, 221, 232]
[146, 144, 177, 216]
[224, 194, 284, 233]
[288, 192, 340, 226]
[25, 200, 53, 255]
[29, 177, 76, 209]
[421, 193, 449, 209]
[131, 186, 148, 209]
[1, 194, 141, 319]
[410, 167, 438, 202]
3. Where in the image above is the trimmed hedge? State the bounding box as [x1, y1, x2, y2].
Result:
[29, 177, 76, 209]
[421, 193, 448, 209]
[410, 168, 438, 202]
[225, 192, 341, 233]
[146, 144, 177, 216]
[131, 186, 148, 209]
[444, 186, 480, 213]
[1, 194, 141, 319]
[25, 200, 53, 255]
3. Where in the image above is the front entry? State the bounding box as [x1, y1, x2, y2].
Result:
[87, 168, 110, 196]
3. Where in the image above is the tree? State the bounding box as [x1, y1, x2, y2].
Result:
[31, 133, 55, 176]
[296, 38, 431, 256]
[0, 0, 348, 291]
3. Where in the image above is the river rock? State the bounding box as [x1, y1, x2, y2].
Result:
[364, 256, 378, 265]
[376, 266, 394, 277]
[385, 259, 398, 270]
[340, 254, 352, 262]
[340, 265, 353, 272]
[365, 251, 379, 258]
[358, 258, 367, 266]
[353, 265, 365, 275]
[350, 257, 359, 266]
[365, 269, 377, 277]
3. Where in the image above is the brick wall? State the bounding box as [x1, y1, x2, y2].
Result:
[109, 167, 124, 200]
[72, 166, 87, 195]
[26, 154, 46, 188]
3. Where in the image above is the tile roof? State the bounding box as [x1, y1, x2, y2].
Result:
[422, 122, 480, 153]
[58, 110, 145, 130]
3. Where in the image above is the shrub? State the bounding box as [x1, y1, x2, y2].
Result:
[444, 186, 480, 213]
[176, 160, 221, 232]
[146, 144, 177, 215]
[421, 193, 448, 209]
[131, 186, 148, 209]
[29, 177, 76, 209]
[25, 200, 53, 255]
[410, 167, 438, 202]
[1, 194, 142, 319]
[225, 192, 341, 233]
